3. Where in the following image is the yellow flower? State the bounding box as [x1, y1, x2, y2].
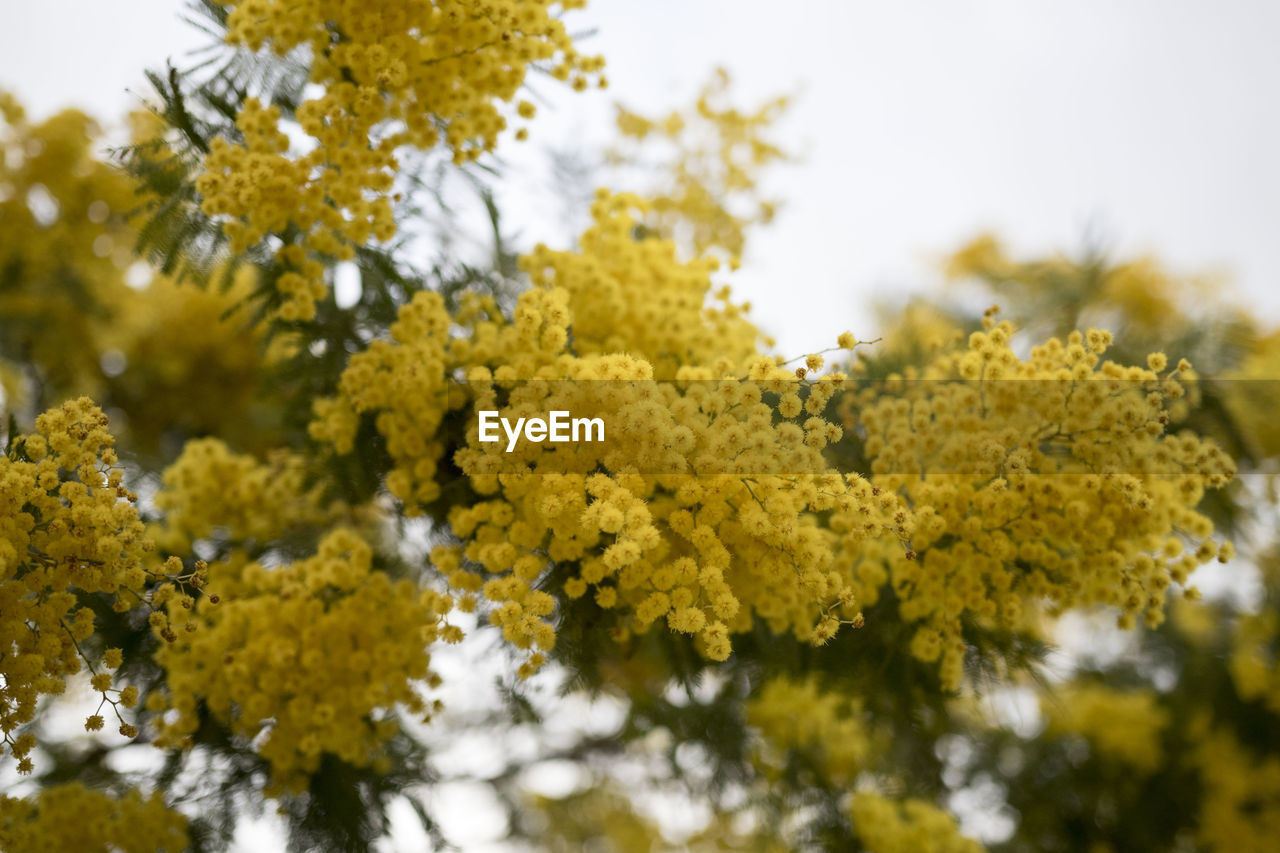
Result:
[198, 0, 602, 321]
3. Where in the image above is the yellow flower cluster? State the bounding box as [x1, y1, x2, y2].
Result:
[526, 788, 666, 853]
[0, 93, 277, 455]
[1193, 728, 1280, 853]
[150, 528, 453, 794]
[0, 782, 188, 853]
[610, 69, 790, 265]
[106, 267, 277, 455]
[309, 290, 453, 509]
[520, 191, 767, 375]
[849, 792, 985, 853]
[746, 677, 873, 786]
[1229, 606, 1280, 712]
[311, 191, 767, 506]
[435, 463, 899, 676]
[311, 194, 907, 675]
[152, 437, 335, 551]
[868, 300, 965, 365]
[848, 319, 1235, 688]
[1, 398, 151, 769]
[1223, 329, 1280, 458]
[529, 786, 794, 853]
[0, 95, 135, 400]
[945, 234, 1210, 337]
[198, 0, 603, 320]
[1041, 683, 1169, 773]
[313, 193, 1237, 685]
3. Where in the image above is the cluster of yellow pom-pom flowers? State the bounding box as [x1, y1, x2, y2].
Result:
[747, 677, 874, 787]
[0, 782, 188, 852]
[610, 67, 790, 267]
[149, 528, 455, 795]
[850, 792, 985, 853]
[307, 192, 911, 678]
[1, 398, 211, 772]
[4, 216, 1235, 790]
[847, 312, 1234, 687]
[307, 191, 1234, 690]
[197, 0, 604, 321]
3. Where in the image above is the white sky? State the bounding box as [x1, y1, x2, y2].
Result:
[4, 0, 1279, 355]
